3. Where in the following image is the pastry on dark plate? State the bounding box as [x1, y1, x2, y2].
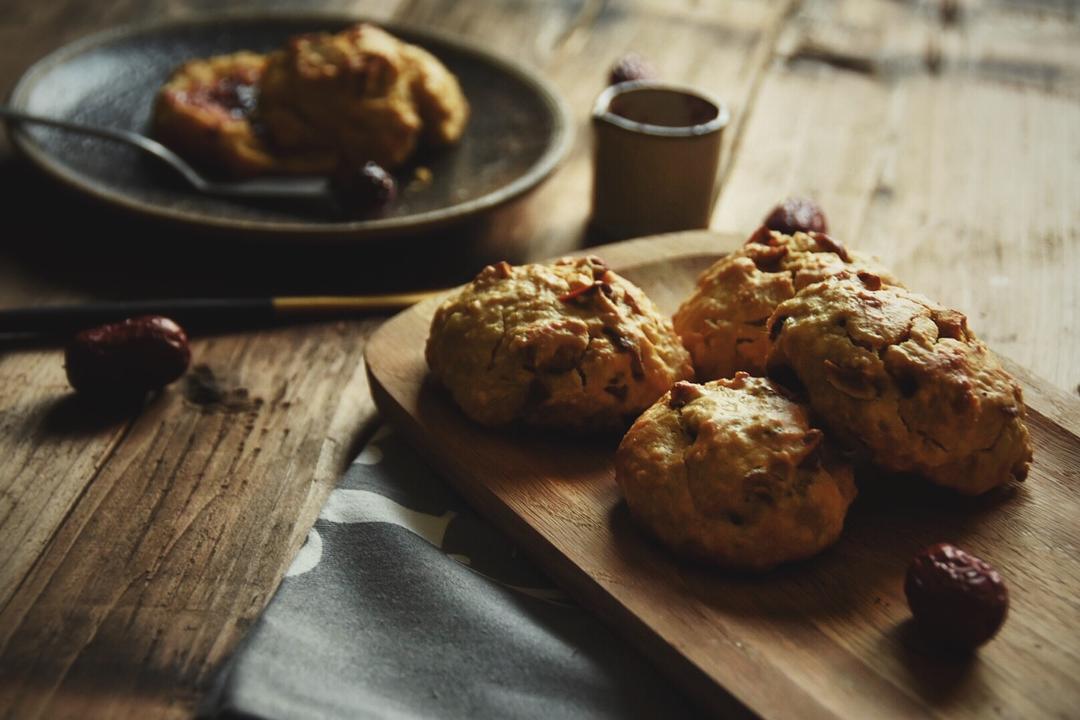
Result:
[763, 197, 829, 236]
[152, 51, 333, 177]
[153, 23, 469, 177]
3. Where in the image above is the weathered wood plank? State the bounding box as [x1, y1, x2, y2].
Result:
[0, 356, 132, 610]
[0, 356, 128, 608]
[712, 0, 1080, 394]
[0, 323, 379, 719]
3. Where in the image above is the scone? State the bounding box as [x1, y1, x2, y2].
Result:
[615, 373, 856, 571]
[258, 23, 467, 170]
[766, 271, 1033, 495]
[673, 229, 896, 381]
[400, 43, 470, 147]
[152, 52, 335, 177]
[426, 256, 694, 432]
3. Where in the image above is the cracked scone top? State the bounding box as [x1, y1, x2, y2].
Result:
[425, 256, 694, 432]
[673, 229, 896, 380]
[766, 272, 1033, 495]
[615, 374, 856, 571]
[258, 23, 468, 170]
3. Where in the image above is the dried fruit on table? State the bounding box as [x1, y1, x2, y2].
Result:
[904, 543, 1009, 649]
[65, 315, 191, 397]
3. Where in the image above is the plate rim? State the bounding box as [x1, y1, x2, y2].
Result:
[5, 10, 574, 239]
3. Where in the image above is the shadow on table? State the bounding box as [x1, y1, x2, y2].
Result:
[0, 153, 545, 300]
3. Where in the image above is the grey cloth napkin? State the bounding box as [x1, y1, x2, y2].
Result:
[202, 424, 700, 719]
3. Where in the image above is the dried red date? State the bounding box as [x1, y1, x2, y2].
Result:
[904, 543, 1009, 649]
[608, 53, 658, 86]
[763, 197, 829, 235]
[331, 161, 397, 216]
[65, 315, 192, 397]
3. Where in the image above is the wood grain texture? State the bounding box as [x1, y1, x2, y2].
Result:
[710, 0, 1080, 395]
[367, 230, 1080, 720]
[0, 357, 130, 610]
[1, 0, 1078, 717]
[0, 322, 380, 719]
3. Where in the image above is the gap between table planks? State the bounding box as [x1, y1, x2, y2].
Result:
[367, 230, 1080, 720]
[2, 0, 1079, 717]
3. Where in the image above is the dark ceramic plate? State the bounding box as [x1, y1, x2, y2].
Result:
[6, 13, 571, 240]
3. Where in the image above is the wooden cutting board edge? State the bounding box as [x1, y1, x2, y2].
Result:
[364, 230, 1080, 718]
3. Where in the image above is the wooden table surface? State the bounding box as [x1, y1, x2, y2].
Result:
[0, 1, 1077, 718]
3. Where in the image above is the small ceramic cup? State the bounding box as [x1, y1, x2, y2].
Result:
[591, 81, 730, 239]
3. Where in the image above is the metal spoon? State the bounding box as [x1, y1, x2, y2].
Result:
[0, 106, 331, 200]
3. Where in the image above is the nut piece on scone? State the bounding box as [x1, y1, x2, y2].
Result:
[673, 229, 896, 381]
[425, 256, 694, 432]
[615, 373, 857, 571]
[152, 52, 336, 177]
[765, 272, 1033, 495]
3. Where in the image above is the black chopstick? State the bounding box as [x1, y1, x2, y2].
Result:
[0, 291, 444, 336]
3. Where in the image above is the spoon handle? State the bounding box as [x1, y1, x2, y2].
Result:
[0, 104, 214, 190]
[0, 105, 331, 199]
[0, 106, 143, 146]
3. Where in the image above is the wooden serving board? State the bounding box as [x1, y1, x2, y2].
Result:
[365, 231, 1080, 719]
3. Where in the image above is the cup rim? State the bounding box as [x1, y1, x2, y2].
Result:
[592, 81, 731, 138]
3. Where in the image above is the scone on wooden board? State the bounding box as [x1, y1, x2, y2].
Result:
[766, 271, 1033, 495]
[615, 373, 856, 571]
[673, 228, 896, 381]
[425, 255, 694, 432]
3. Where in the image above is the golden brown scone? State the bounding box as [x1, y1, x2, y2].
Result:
[765, 272, 1033, 495]
[155, 25, 467, 177]
[673, 229, 896, 381]
[426, 256, 694, 432]
[152, 52, 334, 177]
[258, 24, 422, 169]
[400, 43, 469, 147]
[615, 373, 856, 571]
[257, 23, 468, 170]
